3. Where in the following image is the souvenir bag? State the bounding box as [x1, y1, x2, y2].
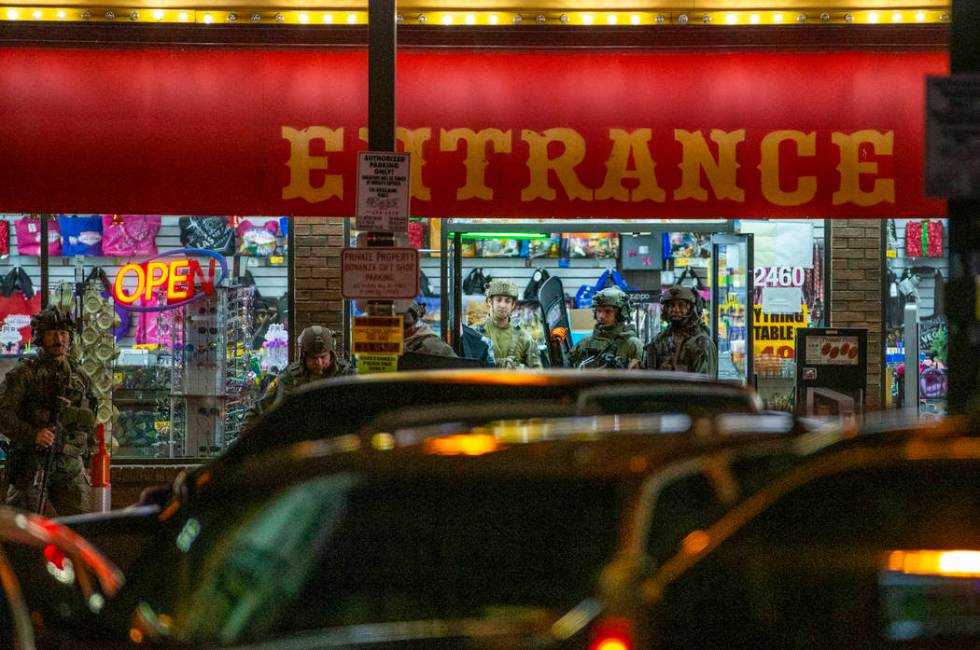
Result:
[58, 215, 104, 256]
[408, 220, 425, 250]
[0, 220, 9, 258]
[14, 216, 62, 256]
[236, 219, 280, 256]
[179, 216, 236, 255]
[101, 215, 162, 256]
[0, 269, 40, 351]
[904, 221, 924, 257]
[136, 291, 178, 347]
[926, 220, 944, 257]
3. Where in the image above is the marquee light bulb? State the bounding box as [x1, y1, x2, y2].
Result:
[630, 14, 640, 25]
[726, 13, 737, 24]
[177, 11, 189, 21]
[464, 14, 475, 25]
[322, 13, 333, 23]
[32, 9, 42, 19]
[488, 14, 498, 24]
[57, 9, 65, 18]
[867, 12, 879, 23]
[915, 12, 926, 22]
[773, 13, 783, 23]
[7, 8, 18, 19]
[298, 12, 308, 23]
[346, 13, 357, 24]
[441, 14, 452, 25]
[582, 13, 593, 25]
[607, 14, 617, 25]
[892, 12, 903, 22]
[749, 14, 760, 25]
[152, 9, 164, 20]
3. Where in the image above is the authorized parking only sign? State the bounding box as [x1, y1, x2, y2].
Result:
[355, 151, 411, 232]
[341, 248, 419, 299]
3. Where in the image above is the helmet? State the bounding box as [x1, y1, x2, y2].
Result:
[659, 286, 697, 306]
[400, 301, 427, 329]
[485, 279, 519, 300]
[32, 307, 76, 348]
[660, 286, 701, 328]
[297, 326, 335, 357]
[592, 287, 630, 313]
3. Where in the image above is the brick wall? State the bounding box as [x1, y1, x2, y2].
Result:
[830, 219, 883, 409]
[292, 217, 347, 351]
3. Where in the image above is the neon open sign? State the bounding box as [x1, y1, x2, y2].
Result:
[113, 249, 228, 312]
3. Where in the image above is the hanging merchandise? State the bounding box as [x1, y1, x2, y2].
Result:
[926, 220, 944, 257]
[886, 219, 899, 253]
[85, 267, 131, 341]
[0, 268, 41, 353]
[135, 291, 180, 347]
[179, 216, 236, 255]
[58, 214, 104, 256]
[564, 233, 619, 258]
[524, 268, 552, 302]
[0, 219, 8, 258]
[904, 221, 924, 257]
[419, 270, 436, 298]
[408, 220, 425, 250]
[101, 214, 162, 256]
[236, 219, 280, 256]
[462, 267, 492, 295]
[886, 270, 903, 328]
[14, 215, 62, 256]
[261, 323, 289, 372]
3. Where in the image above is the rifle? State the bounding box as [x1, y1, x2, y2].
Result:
[577, 340, 627, 370]
[33, 394, 69, 515]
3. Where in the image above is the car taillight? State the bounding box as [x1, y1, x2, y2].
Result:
[589, 617, 634, 650]
[43, 544, 66, 570]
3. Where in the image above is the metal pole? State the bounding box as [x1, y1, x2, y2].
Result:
[365, 0, 397, 318]
[948, 0, 980, 416]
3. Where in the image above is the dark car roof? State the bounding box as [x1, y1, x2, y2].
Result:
[230, 369, 761, 463]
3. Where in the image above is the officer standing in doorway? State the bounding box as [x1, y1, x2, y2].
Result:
[644, 286, 717, 376]
[401, 302, 457, 357]
[245, 325, 352, 427]
[475, 280, 541, 369]
[569, 287, 644, 369]
[0, 307, 98, 515]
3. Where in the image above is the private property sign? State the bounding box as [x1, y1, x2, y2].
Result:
[341, 248, 419, 299]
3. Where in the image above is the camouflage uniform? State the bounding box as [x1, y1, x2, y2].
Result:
[476, 280, 541, 369]
[644, 286, 718, 377]
[569, 288, 644, 369]
[401, 302, 457, 357]
[0, 308, 97, 515]
[244, 326, 353, 427]
[404, 324, 456, 357]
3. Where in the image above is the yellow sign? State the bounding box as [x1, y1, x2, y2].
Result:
[352, 315, 404, 354]
[752, 303, 808, 363]
[357, 353, 399, 374]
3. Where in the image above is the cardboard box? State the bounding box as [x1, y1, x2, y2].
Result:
[570, 308, 595, 331]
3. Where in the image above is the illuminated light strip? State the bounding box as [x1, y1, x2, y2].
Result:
[0, 7, 952, 25]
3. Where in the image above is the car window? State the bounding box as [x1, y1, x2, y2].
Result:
[655, 459, 980, 647]
[645, 452, 798, 566]
[167, 472, 625, 644]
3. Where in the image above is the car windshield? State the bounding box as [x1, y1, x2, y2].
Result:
[148, 471, 625, 644]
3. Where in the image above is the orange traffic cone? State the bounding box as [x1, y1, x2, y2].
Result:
[90, 423, 111, 512]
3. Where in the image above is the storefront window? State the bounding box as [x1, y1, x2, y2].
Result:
[0, 215, 290, 459]
[883, 219, 949, 415]
[405, 218, 828, 412]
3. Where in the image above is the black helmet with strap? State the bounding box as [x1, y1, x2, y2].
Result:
[297, 326, 336, 358]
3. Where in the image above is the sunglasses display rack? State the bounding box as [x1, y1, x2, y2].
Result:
[167, 284, 255, 458]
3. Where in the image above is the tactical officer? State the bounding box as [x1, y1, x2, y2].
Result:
[244, 325, 352, 427]
[474, 280, 541, 369]
[569, 287, 644, 369]
[0, 307, 97, 515]
[644, 286, 717, 376]
[401, 302, 457, 357]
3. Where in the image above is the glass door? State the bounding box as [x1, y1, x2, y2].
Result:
[711, 234, 753, 383]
